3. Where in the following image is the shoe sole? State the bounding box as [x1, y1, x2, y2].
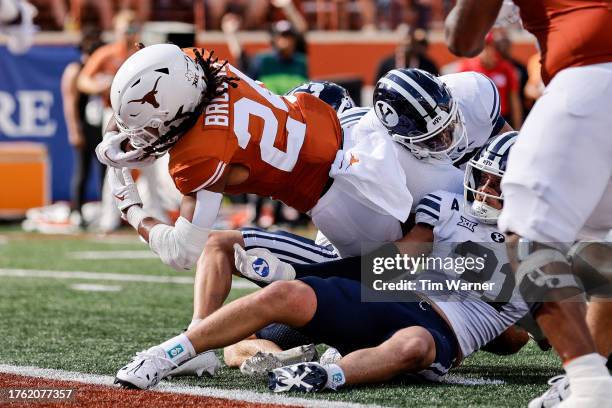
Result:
[114, 377, 143, 390]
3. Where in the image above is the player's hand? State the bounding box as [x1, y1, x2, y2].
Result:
[233, 244, 296, 283]
[96, 131, 157, 169]
[109, 167, 143, 218]
[329, 149, 359, 177]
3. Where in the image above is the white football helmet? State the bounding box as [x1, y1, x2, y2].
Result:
[111, 44, 206, 159]
[463, 131, 518, 223]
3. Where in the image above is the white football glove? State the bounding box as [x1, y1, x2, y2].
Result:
[109, 167, 143, 217]
[96, 131, 157, 169]
[329, 149, 359, 178]
[233, 244, 296, 284]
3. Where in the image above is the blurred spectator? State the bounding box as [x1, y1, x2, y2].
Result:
[77, 10, 140, 103]
[67, 0, 149, 31]
[493, 29, 530, 119]
[375, 28, 438, 82]
[206, 0, 269, 30]
[68, 0, 114, 30]
[222, 0, 308, 71]
[248, 19, 308, 94]
[458, 33, 523, 128]
[77, 10, 143, 232]
[61, 27, 105, 227]
[524, 52, 544, 103]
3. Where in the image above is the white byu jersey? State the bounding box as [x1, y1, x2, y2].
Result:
[414, 190, 528, 359]
[440, 72, 505, 164]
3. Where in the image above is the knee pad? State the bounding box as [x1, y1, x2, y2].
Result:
[255, 323, 313, 350]
[515, 238, 584, 302]
[568, 241, 612, 298]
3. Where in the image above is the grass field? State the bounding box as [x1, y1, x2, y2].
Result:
[0, 227, 564, 407]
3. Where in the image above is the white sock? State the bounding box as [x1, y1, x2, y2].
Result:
[188, 318, 202, 331]
[323, 363, 346, 390]
[158, 333, 196, 365]
[0, 0, 20, 23]
[564, 353, 610, 380]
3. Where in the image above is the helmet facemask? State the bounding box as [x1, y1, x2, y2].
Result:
[391, 100, 467, 161]
[463, 158, 504, 224]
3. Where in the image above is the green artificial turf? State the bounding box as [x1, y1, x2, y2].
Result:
[0, 228, 562, 407]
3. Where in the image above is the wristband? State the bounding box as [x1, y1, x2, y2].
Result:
[126, 205, 147, 229]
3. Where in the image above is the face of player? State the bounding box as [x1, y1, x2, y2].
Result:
[474, 172, 503, 209]
[413, 111, 464, 153]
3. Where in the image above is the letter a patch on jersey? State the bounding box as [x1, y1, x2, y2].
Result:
[451, 198, 460, 211]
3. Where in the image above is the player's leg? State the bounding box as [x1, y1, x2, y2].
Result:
[268, 277, 459, 392]
[116, 280, 317, 389]
[225, 337, 318, 376]
[587, 300, 612, 358]
[223, 337, 281, 368]
[192, 228, 340, 325]
[498, 64, 612, 407]
[336, 326, 436, 385]
[191, 230, 244, 326]
[571, 240, 612, 358]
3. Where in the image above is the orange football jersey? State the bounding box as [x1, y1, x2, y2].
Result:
[513, 0, 612, 84]
[169, 63, 343, 213]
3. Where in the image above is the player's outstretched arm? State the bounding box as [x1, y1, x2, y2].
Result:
[110, 168, 224, 271]
[445, 0, 503, 57]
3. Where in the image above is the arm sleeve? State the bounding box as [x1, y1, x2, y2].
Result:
[414, 193, 443, 227]
[148, 190, 222, 271]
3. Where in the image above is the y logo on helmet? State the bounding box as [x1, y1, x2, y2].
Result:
[375, 101, 399, 127]
[252, 258, 270, 277]
[301, 82, 325, 97]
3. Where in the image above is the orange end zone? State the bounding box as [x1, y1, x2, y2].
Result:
[0, 373, 298, 408]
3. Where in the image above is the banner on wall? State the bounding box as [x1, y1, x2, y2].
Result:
[0, 45, 101, 202]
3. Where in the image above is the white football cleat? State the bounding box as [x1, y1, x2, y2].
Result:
[268, 362, 328, 393]
[115, 347, 177, 389]
[557, 376, 612, 408]
[319, 347, 342, 365]
[167, 351, 221, 378]
[240, 352, 283, 377]
[528, 375, 570, 408]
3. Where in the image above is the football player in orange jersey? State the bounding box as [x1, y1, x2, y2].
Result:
[97, 43, 414, 272]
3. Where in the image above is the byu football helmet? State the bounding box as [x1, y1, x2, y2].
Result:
[373, 68, 466, 158]
[111, 44, 207, 159]
[286, 80, 355, 114]
[463, 131, 518, 223]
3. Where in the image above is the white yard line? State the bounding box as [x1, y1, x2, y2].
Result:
[0, 268, 258, 289]
[68, 251, 159, 260]
[0, 364, 385, 408]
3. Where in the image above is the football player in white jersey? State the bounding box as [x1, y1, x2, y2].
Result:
[113, 132, 530, 392]
[178, 72, 517, 368]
